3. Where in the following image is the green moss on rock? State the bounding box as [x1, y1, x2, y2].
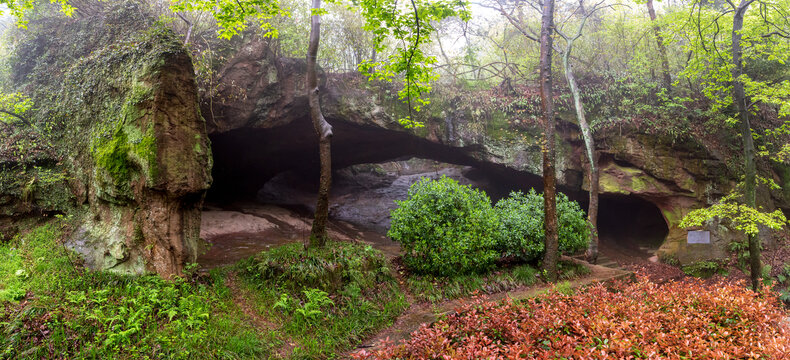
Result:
[4, 1, 211, 276]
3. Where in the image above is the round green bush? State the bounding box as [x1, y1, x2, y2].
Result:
[495, 190, 590, 261]
[495, 190, 545, 261]
[387, 176, 500, 276]
[556, 192, 591, 254]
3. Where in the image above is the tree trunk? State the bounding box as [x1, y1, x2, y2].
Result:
[561, 48, 599, 264]
[539, 0, 558, 282]
[731, 0, 759, 291]
[307, 0, 333, 248]
[647, 0, 672, 91]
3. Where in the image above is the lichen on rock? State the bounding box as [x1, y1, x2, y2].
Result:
[2, 2, 212, 276]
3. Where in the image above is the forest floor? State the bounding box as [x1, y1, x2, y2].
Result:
[199, 202, 637, 358]
[3, 201, 786, 359]
[198, 201, 790, 358]
[351, 257, 630, 356]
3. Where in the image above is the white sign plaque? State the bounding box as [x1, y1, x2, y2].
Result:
[687, 231, 711, 244]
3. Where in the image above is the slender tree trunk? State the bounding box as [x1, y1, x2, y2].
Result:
[647, 0, 672, 91]
[732, 0, 759, 291]
[561, 46, 599, 264]
[539, 0, 558, 282]
[307, 0, 333, 248]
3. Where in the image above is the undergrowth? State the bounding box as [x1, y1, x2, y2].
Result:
[356, 277, 790, 359]
[237, 241, 408, 359]
[682, 260, 728, 278]
[1, 221, 592, 359]
[406, 260, 590, 303]
[0, 219, 276, 359]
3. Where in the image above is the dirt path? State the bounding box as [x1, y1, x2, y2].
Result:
[350, 258, 631, 356]
[225, 272, 297, 358]
[200, 203, 635, 359]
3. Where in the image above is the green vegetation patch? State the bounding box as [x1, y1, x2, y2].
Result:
[389, 176, 591, 277]
[406, 260, 589, 303]
[388, 176, 501, 276]
[91, 121, 157, 191]
[682, 260, 728, 278]
[774, 263, 790, 305]
[407, 264, 539, 303]
[238, 241, 408, 358]
[0, 220, 278, 359]
[496, 189, 590, 262]
[90, 77, 158, 191]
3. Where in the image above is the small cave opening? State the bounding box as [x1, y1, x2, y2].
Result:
[595, 195, 669, 261]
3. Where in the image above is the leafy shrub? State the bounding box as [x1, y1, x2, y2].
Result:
[556, 192, 592, 254]
[495, 190, 544, 261]
[495, 190, 590, 261]
[682, 260, 728, 278]
[355, 277, 790, 359]
[239, 240, 408, 358]
[243, 241, 393, 294]
[388, 176, 500, 276]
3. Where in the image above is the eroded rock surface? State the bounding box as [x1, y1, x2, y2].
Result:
[1, 3, 211, 275]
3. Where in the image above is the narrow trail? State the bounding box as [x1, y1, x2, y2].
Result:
[199, 203, 638, 359]
[224, 272, 275, 330]
[349, 258, 632, 356]
[224, 272, 297, 358]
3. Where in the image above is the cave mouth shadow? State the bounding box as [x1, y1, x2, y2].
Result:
[205, 119, 670, 262]
[204, 117, 547, 204]
[595, 194, 669, 258]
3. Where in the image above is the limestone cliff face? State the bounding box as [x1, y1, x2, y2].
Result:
[1, 3, 212, 276]
[205, 40, 789, 265]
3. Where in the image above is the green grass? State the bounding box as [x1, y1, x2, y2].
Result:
[407, 264, 539, 303]
[237, 241, 408, 359]
[558, 259, 592, 280]
[682, 260, 728, 279]
[406, 260, 591, 303]
[0, 219, 280, 359]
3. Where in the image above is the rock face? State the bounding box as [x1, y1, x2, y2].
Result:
[1, 3, 211, 276]
[205, 40, 789, 265]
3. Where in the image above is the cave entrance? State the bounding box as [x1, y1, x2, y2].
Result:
[254, 158, 543, 232]
[595, 195, 669, 262]
[201, 118, 670, 268]
[198, 154, 542, 267]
